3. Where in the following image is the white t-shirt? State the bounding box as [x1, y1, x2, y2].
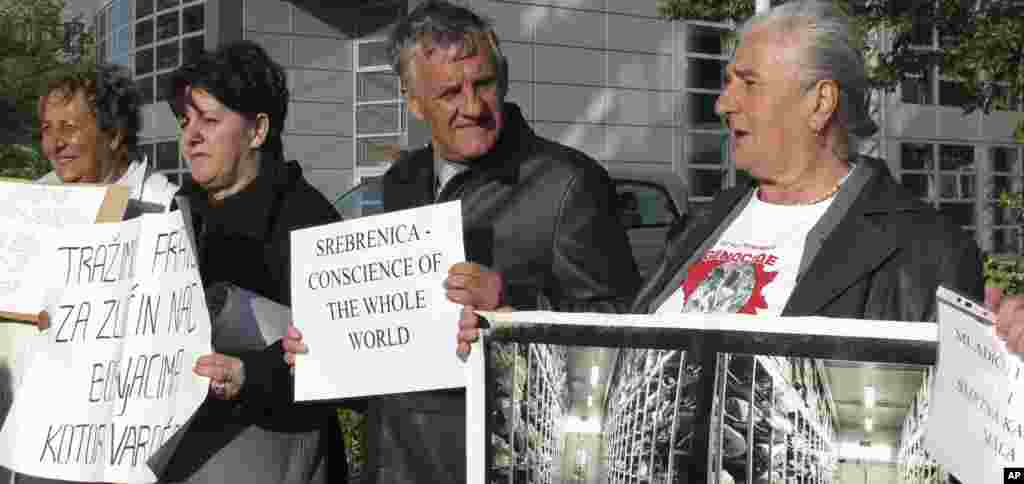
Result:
[656, 191, 835, 316]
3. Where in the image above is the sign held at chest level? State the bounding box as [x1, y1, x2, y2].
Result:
[290, 200, 467, 401]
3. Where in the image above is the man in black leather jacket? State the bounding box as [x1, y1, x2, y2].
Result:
[287, 1, 639, 483]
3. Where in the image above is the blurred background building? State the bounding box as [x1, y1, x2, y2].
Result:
[45, 1, 1022, 482]
[78, 0, 1024, 256]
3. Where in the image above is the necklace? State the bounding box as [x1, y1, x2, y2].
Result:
[803, 183, 842, 205]
[760, 164, 853, 206]
[758, 183, 841, 206]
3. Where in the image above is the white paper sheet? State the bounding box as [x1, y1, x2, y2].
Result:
[925, 286, 1024, 484]
[0, 211, 213, 483]
[0, 219, 61, 316]
[291, 200, 467, 401]
[0, 180, 109, 226]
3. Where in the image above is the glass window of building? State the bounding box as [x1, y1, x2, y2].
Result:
[182, 35, 204, 66]
[136, 19, 154, 47]
[156, 41, 179, 70]
[989, 147, 1024, 254]
[358, 42, 391, 69]
[898, 142, 979, 237]
[96, 0, 134, 67]
[682, 21, 735, 213]
[939, 76, 971, 108]
[113, 0, 131, 28]
[354, 37, 405, 171]
[136, 48, 154, 75]
[157, 0, 180, 13]
[137, 0, 153, 19]
[182, 4, 203, 33]
[900, 70, 933, 105]
[122, 0, 205, 107]
[357, 72, 400, 103]
[156, 11, 179, 41]
[686, 25, 730, 55]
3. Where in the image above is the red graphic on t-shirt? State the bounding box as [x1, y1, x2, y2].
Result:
[681, 256, 778, 315]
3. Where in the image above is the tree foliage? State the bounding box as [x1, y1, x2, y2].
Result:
[658, 0, 1024, 140]
[0, 0, 95, 179]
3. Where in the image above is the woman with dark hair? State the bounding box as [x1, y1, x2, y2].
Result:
[36, 63, 177, 212]
[148, 40, 342, 483]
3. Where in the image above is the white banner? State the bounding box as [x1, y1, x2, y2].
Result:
[926, 286, 1024, 484]
[290, 200, 468, 401]
[0, 211, 212, 483]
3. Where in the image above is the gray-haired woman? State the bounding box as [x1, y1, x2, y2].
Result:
[36, 63, 178, 213]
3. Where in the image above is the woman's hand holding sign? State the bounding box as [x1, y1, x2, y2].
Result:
[194, 353, 245, 400]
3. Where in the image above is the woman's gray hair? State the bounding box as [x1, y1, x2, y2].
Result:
[39, 63, 143, 158]
[740, 1, 878, 153]
[386, 0, 507, 95]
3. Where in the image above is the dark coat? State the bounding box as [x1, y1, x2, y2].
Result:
[155, 159, 344, 483]
[367, 103, 640, 484]
[633, 156, 984, 320]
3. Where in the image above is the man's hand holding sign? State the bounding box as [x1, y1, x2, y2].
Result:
[287, 200, 468, 401]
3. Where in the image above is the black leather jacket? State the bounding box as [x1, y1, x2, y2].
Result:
[367, 103, 640, 484]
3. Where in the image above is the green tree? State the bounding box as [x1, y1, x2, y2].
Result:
[0, 0, 95, 180]
[657, 0, 1024, 140]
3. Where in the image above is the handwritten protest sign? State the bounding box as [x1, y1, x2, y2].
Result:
[0, 180, 129, 321]
[925, 287, 1024, 484]
[0, 211, 212, 483]
[290, 200, 467, 401]
[0, 179, 128, 226]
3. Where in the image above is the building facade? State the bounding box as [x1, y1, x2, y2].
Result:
[88, 0, 1024, 254]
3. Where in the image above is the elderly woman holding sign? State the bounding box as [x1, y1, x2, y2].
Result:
[5, 63, 179, 484]
[146, 41, 342, 483]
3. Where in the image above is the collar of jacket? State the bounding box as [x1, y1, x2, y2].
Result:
[389, 102, 533, 190]
[635, 155, 931, 314]
[177, 154, 293, 241]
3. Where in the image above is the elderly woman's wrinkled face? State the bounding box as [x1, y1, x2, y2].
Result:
[41, 91, 120, 183]
[178, 87, 262, 199]
[715, 26, 816, 183]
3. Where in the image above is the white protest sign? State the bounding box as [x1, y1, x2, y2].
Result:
[0, 180, 128, 321]
[0, 219, 61, 318]
[0, 211, 212, 483]
[925, 286, 1024, 484]
[291, 200, 466, 401]
[0, 180, 124, 226]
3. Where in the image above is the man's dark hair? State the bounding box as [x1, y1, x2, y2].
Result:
[386, 0, 506, 93]
[170, 40, 289, 158]
[39, 63, 143, 157]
